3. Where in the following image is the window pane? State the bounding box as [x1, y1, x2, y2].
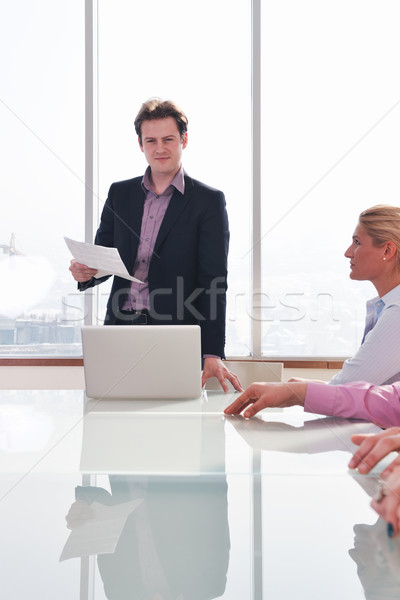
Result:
[97, 0, 252, 355]
[0, 1, 85, 356]
[261, 0, 400, 357]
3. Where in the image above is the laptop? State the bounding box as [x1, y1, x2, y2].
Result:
[81, 325, 202, 399]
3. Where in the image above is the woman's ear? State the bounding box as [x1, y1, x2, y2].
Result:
[384, 241, 397, 260]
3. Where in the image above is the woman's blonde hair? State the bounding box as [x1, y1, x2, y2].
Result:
[359, 204, 400, 268]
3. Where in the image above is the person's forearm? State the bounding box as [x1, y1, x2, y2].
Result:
[305, 381, 400, 427]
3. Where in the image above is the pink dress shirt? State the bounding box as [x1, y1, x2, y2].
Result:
[305, 381, 400, 428]
[122, 166, 185, 311]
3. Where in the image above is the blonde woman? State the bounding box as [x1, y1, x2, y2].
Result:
[295, 205, 400, 386]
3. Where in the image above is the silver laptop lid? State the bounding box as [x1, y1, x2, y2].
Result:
[81, 325, 202, 399]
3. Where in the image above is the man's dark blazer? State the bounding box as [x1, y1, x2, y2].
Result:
[79, 173, 230, 357]
[98, 477, 230, 600]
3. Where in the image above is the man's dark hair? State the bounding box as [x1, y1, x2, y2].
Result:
[134, 98, 188, 144]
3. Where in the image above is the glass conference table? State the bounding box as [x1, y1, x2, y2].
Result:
[0, 388, 399, 599]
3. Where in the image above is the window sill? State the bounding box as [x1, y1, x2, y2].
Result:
[0, 357, 344, 369]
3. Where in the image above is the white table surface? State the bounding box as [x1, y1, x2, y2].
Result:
[0, 389, 398, 600]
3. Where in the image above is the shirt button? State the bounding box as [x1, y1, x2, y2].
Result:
[141, 259, 145, 263]
[156, 194, 160, 199]
[150, 215, 154, 219]
[145, 237, 149, 241]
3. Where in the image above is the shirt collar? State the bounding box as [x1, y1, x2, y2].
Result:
[366, 296, 381, 310]
[381, 283, 400, 306]
[141, 165, 185, 196]
[366, 283, 400, 311]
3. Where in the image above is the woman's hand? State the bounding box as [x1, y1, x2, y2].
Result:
[370, 465, 400, 537]
[349, 427, 400, 476]
[224, 382, 307, 418]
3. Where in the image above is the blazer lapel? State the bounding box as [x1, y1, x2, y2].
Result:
[153, 174, 194, 255]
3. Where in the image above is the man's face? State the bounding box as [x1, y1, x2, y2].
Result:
[139, 116, 188, 180]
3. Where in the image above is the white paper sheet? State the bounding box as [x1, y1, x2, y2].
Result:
[59, 498, 143, 561]
[64, 236, 143, 283]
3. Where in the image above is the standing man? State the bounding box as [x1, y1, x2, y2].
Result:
[70, 98, 241, 392]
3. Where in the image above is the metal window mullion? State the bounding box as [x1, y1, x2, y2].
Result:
[84, 0, 98, 326]
[251, 1, 263, 598]
[252, 0, 262, 358]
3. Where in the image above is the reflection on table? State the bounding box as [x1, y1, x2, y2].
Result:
[350, 518, 400, 599]
[64, 475, 230, 600]
[0, 389, 397, 599]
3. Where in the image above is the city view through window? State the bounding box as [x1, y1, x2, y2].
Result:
[0, 1, 84, 356]
[1, 1, 400, 359]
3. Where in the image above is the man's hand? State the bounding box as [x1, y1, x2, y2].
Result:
[349, 427, 400, 476]
[202, 357, 243, 393]
[224, 382, 308, 418]
[69, 259, 98, 283]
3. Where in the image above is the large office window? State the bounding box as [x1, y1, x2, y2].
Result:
[260, 0, 400, 357]
[0, 1, 85, 356]
[96, 0, 252, 356]
[2, 1, 400, 359]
